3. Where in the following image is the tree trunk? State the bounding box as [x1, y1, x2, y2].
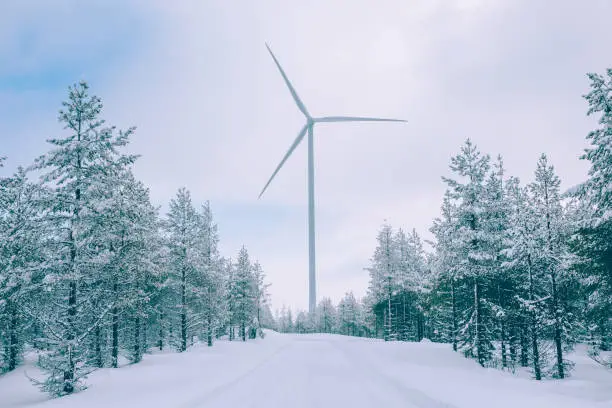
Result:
[133, 315, 141, 363]
[474, 281, 485, 367]
[498, 284, 507, 369]
[500, 319, 507, 369]
[95, 325, 103, 368]
[600, 317, 609, 351]
[207, 311, 213, 347]
[451, 280, 458, 352]
[544, 177, 564, 379]
[527, 254, 541, 380]
[7, 300, 19, 371]
[383, 306, 388, 341]
[510, 328, 517, 365]
[387, 279, 393, 340]
[64, 280, 77, 394]
[111, 280, 119, 368]
[181, 265, 187, 352]
[158, 310, 164, 351]
[142, 317, 148, 353]
[520, 325, 529, 367]
[551, 271, 564, 379]
[112, 285, 119, 369]
[402, 295, 407, 341]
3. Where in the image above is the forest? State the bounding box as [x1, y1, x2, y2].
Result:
[274, 68, 612, 380]
[0, 82, 273, 396]
[1, 68, 611, 397]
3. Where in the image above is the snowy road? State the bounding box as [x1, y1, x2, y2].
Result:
[2, 332, 610, 408]
[180, 336, 455, 408]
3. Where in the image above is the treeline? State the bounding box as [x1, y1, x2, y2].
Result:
[0, 82, 272, 396]
[275, 293, 373, 337]
[277, 68, 612, 380]
[368, 68, 612, 379]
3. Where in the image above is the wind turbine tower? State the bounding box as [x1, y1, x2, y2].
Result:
[259, 44, 406, 314]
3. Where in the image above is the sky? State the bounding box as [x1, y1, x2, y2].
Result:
[1, 0, 610, 312]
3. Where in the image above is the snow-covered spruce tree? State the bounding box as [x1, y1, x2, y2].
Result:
[315, 297, 337, 334]
[429, 194, 461, 348]
[365, 223, 399, 340]
[195, 201, 226, 346]
[31, 81, 137, 396]
[100, 171, 161, 365]
[164, 188, 201, 352]
[225, 257, 237, 340]
[0, 167, 46, 372]
[149, 239, 174, 352]
[293, 310, 309, 333]
[529, 154, 577, 378]
[231, 247, 255, 341]
[251, 261, 270, 338]
[364, 222, 431, 341]
[276, 305, 293, 333]
[337, 292, 361, 336]
[403, 228, 431, 341]
[503, 176, 547, 378]
[442, 139, 495, 367]
[570, 68, 612, 364]
[129, 190, 162, 363]
[483, 156, 515, 369]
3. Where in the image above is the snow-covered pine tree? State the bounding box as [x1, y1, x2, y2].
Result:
[102, 171, 161, 365]
[405, 228, 430, 341]
[483, 156, 515, 369]
[529, 154, 576, 378]
[0, 167, 46, 372]
[442, 139, 495, 367]
[251, 261, 270, 338]
[165, 188, 201, 352]
[429, 193, 461, 348]
[337, 292, 361, 336]
[31, 81, 138, 395]
[503, 175, 550, 378]
[365, 223, 399, 340]
[195, 201, 225, 346]
[225, 257, 237, 340]
[276, 305, 293, 333]
[232, 247, 255, 341]
[570, 68, 612, 364]
[315, 297, 337, 334]
[294, 310, 310, 333]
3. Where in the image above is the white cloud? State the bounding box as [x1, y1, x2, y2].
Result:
[2, 0, 610, 311]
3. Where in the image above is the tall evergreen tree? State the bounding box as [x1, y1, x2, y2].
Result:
[165, 188, 200, 352]
[32, 82, 137, 395]
[529, 154, 575, 378]
[442, 139, 495, 367]
[0, 168, 46, 372]
[571, 68, 612, 365]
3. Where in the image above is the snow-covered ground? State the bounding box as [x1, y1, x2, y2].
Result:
[1, 332, 610, 408]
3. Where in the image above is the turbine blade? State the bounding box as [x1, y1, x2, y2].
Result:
[258, 124, 308, 199]
[315, 116, 407, 123]
[266, 43, 310, 118]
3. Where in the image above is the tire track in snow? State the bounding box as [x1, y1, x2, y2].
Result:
[329, 338, 459, 408]
[175, 340, 294, 408]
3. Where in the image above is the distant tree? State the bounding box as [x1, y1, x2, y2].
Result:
[315, 297, 337, 334]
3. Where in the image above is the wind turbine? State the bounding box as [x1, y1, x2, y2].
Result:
[259, 43, 406, 314]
